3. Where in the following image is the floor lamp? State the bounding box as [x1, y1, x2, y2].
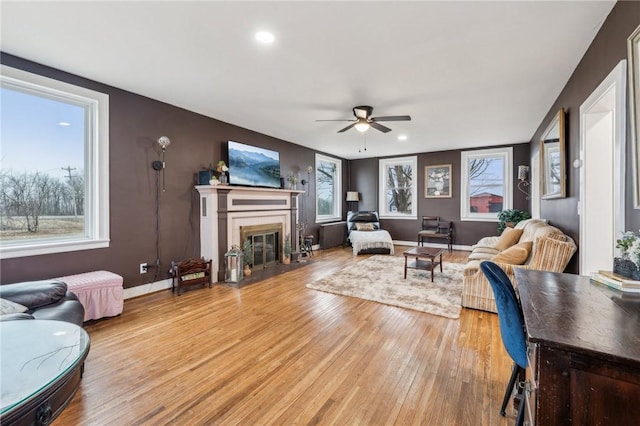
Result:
[346, 191, 360, 212]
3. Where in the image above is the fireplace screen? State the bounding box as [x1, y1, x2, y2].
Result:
[240, 223, 283, 270]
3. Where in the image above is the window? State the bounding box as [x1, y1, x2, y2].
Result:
[0, 65, 109, 259]
[460, 147, 512, 221]
[315, 153, 341, 222]
[379, 156, 417, 219]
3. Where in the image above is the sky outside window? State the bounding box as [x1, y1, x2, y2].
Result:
[1, 87, 84, 180]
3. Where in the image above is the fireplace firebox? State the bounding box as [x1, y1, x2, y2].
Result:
[240, 223, 283, 270]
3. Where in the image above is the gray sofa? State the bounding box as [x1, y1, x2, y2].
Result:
[0, 280, 85, 326]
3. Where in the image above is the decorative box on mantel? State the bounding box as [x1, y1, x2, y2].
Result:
[195, 185, 304, 282]
[613, 257, 640, 281]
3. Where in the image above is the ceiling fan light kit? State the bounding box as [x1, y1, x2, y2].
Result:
[354, 120, 370, 132]
[317, 105, 411, 134]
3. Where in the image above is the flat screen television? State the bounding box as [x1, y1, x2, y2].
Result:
[227, 140, 281, 188]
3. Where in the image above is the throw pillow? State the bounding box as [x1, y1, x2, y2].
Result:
[495, 227, 524, 251]
[0, 298, 29, 315]
[492, 241, 533, 265]
[355, 222, 375, 231]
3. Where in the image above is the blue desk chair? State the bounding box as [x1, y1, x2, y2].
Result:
[480, 261, 528, 426]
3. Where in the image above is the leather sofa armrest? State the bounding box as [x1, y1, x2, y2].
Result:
[0, 280, 68, 310]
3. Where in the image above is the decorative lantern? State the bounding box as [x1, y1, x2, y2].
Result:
[224, 245, 243, 282]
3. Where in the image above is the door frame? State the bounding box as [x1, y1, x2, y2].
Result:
[578, 60, 627, 274]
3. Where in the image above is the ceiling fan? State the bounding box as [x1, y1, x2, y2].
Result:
[317, 105, 411, 133]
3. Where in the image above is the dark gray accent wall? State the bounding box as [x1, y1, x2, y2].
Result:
[350, 158, 379, 212]
[531, 1, 640, 273]
[0, 53, 332, 288]
[350, 144, 530, 246]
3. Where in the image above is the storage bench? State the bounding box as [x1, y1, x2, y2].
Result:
[56, 271, 124, 321]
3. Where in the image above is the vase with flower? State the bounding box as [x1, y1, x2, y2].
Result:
[287, 173, 298, 190]
[217, 161, 229, 184]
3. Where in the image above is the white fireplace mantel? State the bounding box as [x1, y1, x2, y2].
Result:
[195, 185, 303, 282]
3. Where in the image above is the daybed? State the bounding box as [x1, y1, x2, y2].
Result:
[462, 219, 577, 313]
[346, 211, 395, 256]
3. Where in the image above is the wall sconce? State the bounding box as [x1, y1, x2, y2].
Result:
[346, 191, 360, 211]
[151, 136, 171, 192]
[301, 165, 313, 187]
[517, 165, 530, 199]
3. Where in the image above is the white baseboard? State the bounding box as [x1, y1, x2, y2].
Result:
[392, 240, 472, 252]
[124, 278, 173, 299]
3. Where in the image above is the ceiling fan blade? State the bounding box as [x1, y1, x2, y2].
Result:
[338, 122, 357, 133]
[370, 122, 392, 133]
[371, 115, 411, 122]
[316, 119, 355, 122]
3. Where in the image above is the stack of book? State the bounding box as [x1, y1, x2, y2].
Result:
[590, 271, 640, 293]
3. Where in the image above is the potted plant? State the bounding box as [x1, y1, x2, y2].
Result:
[615, 231, 640, 280]
[283, 233, 291, 264]
[242, 240, 253, 277]
[497, 209, 531, 233]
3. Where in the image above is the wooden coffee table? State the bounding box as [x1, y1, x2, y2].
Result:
[403, 247, 445, 282]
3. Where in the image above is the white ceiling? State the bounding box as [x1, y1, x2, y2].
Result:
[1, 1, 615, 160]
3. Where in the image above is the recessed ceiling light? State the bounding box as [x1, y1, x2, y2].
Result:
[255, 31, 274, 44]
[58, 121, 71, 126]
[398, 134, 408, 141]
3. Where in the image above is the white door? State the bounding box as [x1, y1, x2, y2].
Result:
[579, 60, 626, 275]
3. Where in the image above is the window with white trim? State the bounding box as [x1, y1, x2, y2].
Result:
[379, 156, 417, 219]
[0, 65, 110, 259]
[460, 147, 512, 221]
[315, 153, 341, 222]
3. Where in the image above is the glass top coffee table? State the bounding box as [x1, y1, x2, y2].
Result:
[403, 247, 445, 282]
[1, 320, 90, 425]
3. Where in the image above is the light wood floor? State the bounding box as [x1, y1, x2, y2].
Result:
[56, 246, 514, 426]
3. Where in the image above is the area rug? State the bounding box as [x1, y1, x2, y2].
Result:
[306, 255, 465, 319]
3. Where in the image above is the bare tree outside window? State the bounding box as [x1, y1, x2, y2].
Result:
[460, 148, 512, 220]
[386, 164, 413, 214]
[468, 158, 503, 192]
[316, 160, 336, 216]
[315, 154, 341, 221]
[0, 169, 84, 238]
[379, 156, 417, 218]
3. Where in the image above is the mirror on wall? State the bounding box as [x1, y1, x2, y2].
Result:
[540, 108, 566, 199]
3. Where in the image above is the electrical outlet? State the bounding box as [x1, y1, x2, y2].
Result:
[139, 263, 148, 274]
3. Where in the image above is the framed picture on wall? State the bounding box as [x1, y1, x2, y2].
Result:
[425, 164, 452, 198]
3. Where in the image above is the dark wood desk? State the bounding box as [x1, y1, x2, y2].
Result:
[515, 269, 640, 425]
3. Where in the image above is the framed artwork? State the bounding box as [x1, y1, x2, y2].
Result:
[629, 24, 640, 208]
[425, 164, 452, 198]
[540, 108, 566, 199]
